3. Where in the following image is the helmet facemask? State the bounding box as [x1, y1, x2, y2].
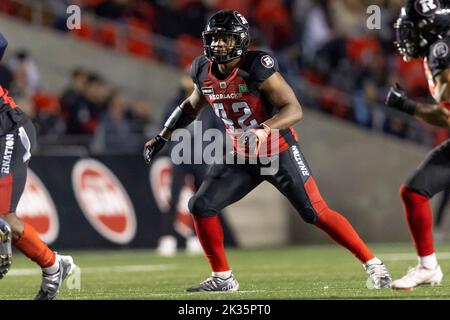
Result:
[394, 1, 450, 61]
[203, 30, 245, 64]
[202, 10, 250, 64]
[394, 18, 425, 61]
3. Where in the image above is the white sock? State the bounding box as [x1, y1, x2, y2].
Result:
[419, 253, 438, 270]
[364, 257, 382, 268]
[43, 256, 59, 274]
[212, 270, 232, 279]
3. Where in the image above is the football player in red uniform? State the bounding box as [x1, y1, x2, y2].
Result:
[145, 10, 392, 292]
[0, 32, 76, 299]
[385, 0, 450, 290]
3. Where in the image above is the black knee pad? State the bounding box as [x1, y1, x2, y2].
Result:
[299, 206, 317, 224]
[404, 174, 432, 198]
[188, 195, 218, 217]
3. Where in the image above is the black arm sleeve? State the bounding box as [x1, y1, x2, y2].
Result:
[427, 37, 450, 78]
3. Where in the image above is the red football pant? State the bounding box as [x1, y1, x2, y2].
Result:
[400, 185, 434, 257]
[192, 214, 230, 272]
[14, 222, 56, 268]
[314, 209, 374, 263]
[191, 178, 375, 272]
[305, 178, 374, 264]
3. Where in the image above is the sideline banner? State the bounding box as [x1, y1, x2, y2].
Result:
[17, 155, 236, 249]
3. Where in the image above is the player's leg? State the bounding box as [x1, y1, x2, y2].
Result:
[186, 161, 262, 292]
[185, 164, 209, 255]
[433, 187, 450, 241]
[0, 120, 75, 299]
[1, 121, 56, 268]
[157, 163, 188, 256]
[264, 143, 392, 288]
[392, 140, 450, 289]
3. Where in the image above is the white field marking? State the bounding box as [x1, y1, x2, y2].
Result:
[380, 252, 450, 261]
[7, 264, 174, 277]
[146, 290, 269, 297]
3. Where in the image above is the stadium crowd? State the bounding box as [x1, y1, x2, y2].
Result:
[0, 49, 157, 154]
[0, 0, 447, 152]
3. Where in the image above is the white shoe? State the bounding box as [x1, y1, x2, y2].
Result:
[186, 236, 203, 256]
[157, 235, 177, 257]
[364, 262, 392, 289]
[35, 254, 76, 300]
[391, 265, 443, 290]
[186, 274, 239, 292]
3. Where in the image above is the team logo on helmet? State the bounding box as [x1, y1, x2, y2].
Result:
[16, 169, 59, 244]
[415, 0, 440, 16]
[72, 159, 137, 244]
[261, 55, 275, 69]
[433, 42, 449, 58]
[235, 12, 249, 27]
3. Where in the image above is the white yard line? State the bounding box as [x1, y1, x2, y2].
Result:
[380, 252, 450, 261]
[7, 264, 174, 277]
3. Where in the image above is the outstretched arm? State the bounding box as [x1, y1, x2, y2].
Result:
[144, 85, 208, 163]
[386, 69, 450, 128]
[414, 70, 450, 127]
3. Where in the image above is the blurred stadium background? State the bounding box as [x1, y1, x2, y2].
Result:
[0, 0, 450, 299]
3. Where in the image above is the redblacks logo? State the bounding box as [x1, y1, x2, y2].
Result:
[150, 157, 195, 238]
[72, 159, 137, 244]
[16, 169, 59, 244]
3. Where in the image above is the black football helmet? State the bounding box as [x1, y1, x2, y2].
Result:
[394, 0, 450, 60]
[202, 10, 250, 64]
[0, 32, 7, 61]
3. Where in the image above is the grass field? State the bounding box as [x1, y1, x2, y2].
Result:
[1, 242, 450, 300]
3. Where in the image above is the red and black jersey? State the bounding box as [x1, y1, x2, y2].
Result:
[189, 50, 298, 155]
[423, 36, 450, 109]
[0, 86, 17, 110]
[0, 86, 29, 136]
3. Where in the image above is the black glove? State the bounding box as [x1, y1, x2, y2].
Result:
[385, 83, 417, 115]
[143, 135, 167, 164]
[0, 220, 12, 279]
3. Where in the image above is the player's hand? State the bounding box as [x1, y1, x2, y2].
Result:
[143, 135, 167, 164]
[385, 83, 416, 115]
[0, 256, 11, 279]
[0, 222, 12, 280]
[238, 124, 270, 156]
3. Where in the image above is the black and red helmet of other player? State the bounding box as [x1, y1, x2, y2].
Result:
[394, 0, 450, 61]
[0, 32, 7, 61]
[202, 10, 250, 64]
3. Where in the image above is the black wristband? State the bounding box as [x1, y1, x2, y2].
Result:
[403, 99, 417, 115]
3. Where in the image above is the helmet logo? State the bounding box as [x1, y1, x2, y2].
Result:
[433, 42, 449, 58]
[261, 55, 275, 69]
[236, 13, 248, 26]
[415, 0, 440, 16]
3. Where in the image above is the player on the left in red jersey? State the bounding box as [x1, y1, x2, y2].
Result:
[0, 32, 76, 300]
